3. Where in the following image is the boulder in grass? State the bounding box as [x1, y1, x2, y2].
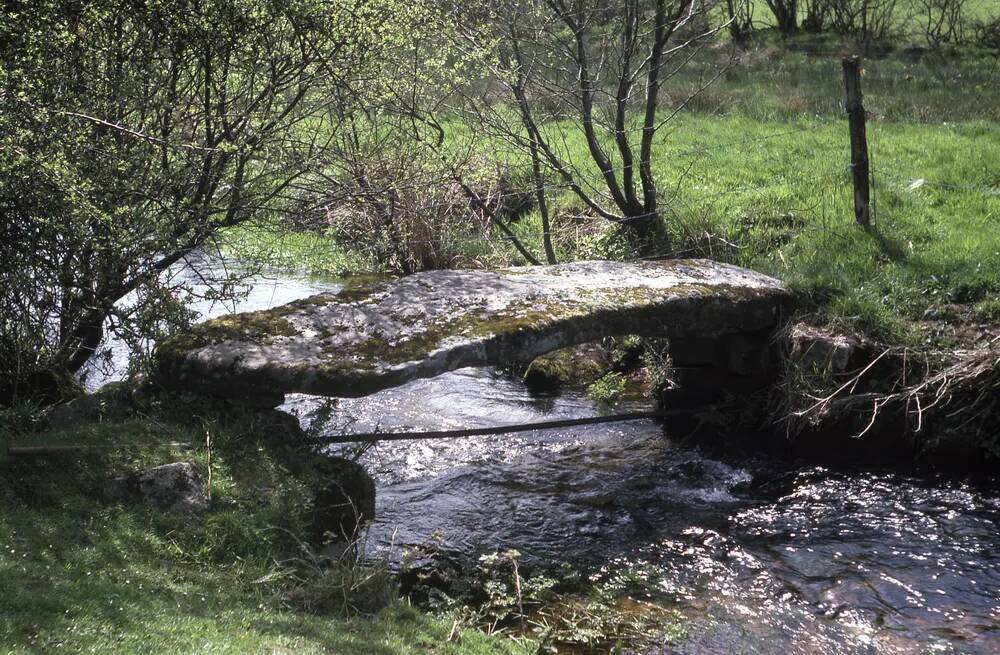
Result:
[309, 457, 376, 550]
[104, 461, 208, 515]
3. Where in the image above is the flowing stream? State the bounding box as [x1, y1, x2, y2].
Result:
[96, 267, 1000, 654]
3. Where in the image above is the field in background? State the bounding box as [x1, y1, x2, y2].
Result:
[542, 42, 1000, 341]
[238, 36, 999, 344]
[741, 0, 999, 32]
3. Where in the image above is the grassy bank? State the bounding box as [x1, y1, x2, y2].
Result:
[532, 112, 999, 342]
[0, 400, 531, 654]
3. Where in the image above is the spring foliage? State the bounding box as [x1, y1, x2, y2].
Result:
[0, 0, 443, 402]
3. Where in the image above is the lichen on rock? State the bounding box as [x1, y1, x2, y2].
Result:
[154, 259, 792, 400]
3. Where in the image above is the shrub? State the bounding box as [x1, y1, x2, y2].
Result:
[916, 0, 970, 48]
[976, 15, 1000, 51]
[587, 372, 627, 404]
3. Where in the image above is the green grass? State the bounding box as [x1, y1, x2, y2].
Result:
[587, 372, 628, 404]
[680, 45, 1000, 122]
[486, 44, 1000, 342]
[218, 221, 370, 277]
[0, 402, 531, 654]
[237, 38, 999, 345]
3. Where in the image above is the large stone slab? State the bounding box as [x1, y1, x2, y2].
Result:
[103, 462, 208, 515]
[155, 259, 792, 399]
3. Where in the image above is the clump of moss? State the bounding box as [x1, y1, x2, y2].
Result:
[199, 310, 298, 342]
[523, 344, 609, 393]
[288, 294, 336, 308]
[334, 286, 381, 304]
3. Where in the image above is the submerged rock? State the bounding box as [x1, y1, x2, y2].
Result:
[155, 259, 792, 401]
[103, 461, 208, 515]
[523, 342, 610, 392]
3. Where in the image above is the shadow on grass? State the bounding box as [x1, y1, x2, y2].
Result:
[0, 412, 524, 655]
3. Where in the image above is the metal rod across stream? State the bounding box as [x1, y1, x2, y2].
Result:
[311, 407, 702, 444]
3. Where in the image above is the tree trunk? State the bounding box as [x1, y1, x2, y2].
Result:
[768, 0, 799, 35]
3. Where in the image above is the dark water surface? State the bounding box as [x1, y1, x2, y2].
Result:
[98, 268, 1000, 653]
[284, 367, 1000, 655]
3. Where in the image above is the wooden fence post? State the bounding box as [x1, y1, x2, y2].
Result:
[842, 55, 871, 227]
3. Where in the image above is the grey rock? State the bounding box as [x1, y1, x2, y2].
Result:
[789, 324, 866, 375]
[309, 457, 376, 547]
[43, 394, 103, 429]
[156, 259, 792, 400]
[104, 461, 208, 515]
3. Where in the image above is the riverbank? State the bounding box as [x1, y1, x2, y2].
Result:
[4, 366, 999, 652]
[0, 397, 533, 654]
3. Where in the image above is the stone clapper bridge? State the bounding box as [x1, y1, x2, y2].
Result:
[156, 259, 793, 435]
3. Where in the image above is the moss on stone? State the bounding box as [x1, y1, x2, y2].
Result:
[288, 294, 336, 308]
[155, 306, 298, 370]
[523, 344, 609, 392]
[309, 298, 581, 373]
[194, 308, 297, 343]
[323, 280, 786, 373]
[334, 286, 380, 304]
[525, 353, 572, 385]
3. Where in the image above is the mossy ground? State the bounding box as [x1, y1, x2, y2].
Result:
[0, 399, 532, 655]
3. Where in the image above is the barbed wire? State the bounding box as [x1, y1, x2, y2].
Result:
[251, 98, 998, 258]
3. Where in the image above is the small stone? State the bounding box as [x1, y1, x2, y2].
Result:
[103, 462, 208, 515]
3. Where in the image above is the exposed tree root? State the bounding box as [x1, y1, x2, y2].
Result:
[778, 328, 1000, 459]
